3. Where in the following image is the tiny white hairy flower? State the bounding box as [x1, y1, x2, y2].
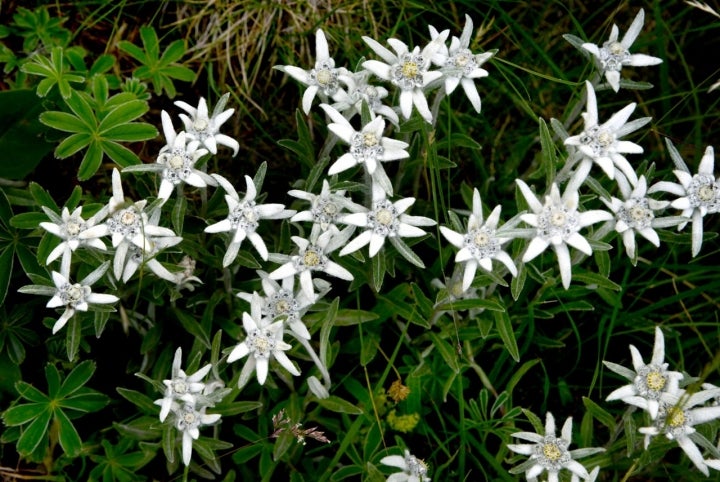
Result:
[175, 93, 239, 155]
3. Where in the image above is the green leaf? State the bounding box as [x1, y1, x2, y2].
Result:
[15, 381, 49, 403]
[333, 309, 379, 326]
[10, 212, 47, 229]
[436, 297, 506, 312]
[39, 110, 89, 133]
[57, 360, 95, 398]
[116, 387, 158, 414]
[29, 182, 59, 212]
[3, 403, 47, 426]
[16, 408, 51, 456]
[174, 308, 211, 349]
[538, 117, 557, 187]
[316, 396, 363, 415]
[494, 309, 520, 362]
[55, 132, 91, 158]
[45, 364, 61, 398]
[582, 396, 616, 431]
[572, 271, 621, 291]
[98, 100, 149, 132]
[388, 236, 425, 268]
[102, 123, 157, 142]
[65, 314, 82, 361]
[428, 332, 460, 373]
[58, 391, 109, 413]
[54, 407, 82, 457]
[100, 140, 141, 167]
[77, 141, 104, 181]
[0, 246, 13, 306]
[371, 248, 385, 293]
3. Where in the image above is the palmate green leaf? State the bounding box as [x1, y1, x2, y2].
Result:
[3, 403, 47, 426]
[98, 99, 148, 132]
[39, 110, 89, 133]
[77, 141, 104, 181]
[58, 390, 109, 413]
[100, 140, 142, 168]
[55, 132, 91, 158]
[15, 381, 49, 403]
[55, 407, 82, 457]
[57, 360, 95, 398]
[102, 123, 157, 142]
[45, 364, 61, 398]
[16, 407, 51, 456]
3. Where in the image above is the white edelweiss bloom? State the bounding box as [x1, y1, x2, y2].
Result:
[268, 229, 354, 301]
[174, 93, 239, 155]
[289, 178, 366, 239]
[440, 188, 517, 291]
[204, 173, 295, 266]
[331, 69, 400, 125]
[648, 140, 718, 257]
[517, 180, 612, 289]
[603, 326, 683, 419]
[40, 205, 107, 276]
[601, 175, 684, 262]
[581, 8, 662, 92]
[639, 387, 720, 476]
[40, 262, 118, 334]
[339, 184, 436, 264]
[171, 402, 221, 466]
[121, 234, 183, 284]
[277, 29, 346, 114]
[362, 30, 449, 122]
[155, 347, 212, 423]
[380, 449, 430, 482]
[320, 103, 409, 194]
[429, 15, 494, 113]
[174, 256, 203, 292]
[564, 81, 650, 187]
[227, 295, 300, 387]
[508, 412, 604, 482]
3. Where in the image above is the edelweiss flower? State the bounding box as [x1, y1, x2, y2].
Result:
[508, 412, 603, 482]
[648, 140, 718, 257]
[227, 295, 300, 387]
[339, 185, 436, 265]
[517, 181, 612, 289]
[331, 69, 399, 125]
[362, 31, 448, 122]
[19, 262, 118, 334]
[601, 175, 684, 262]
[289, 179, 365, 239]
[581, 9, 662, 92]
[603, 326, 683, 418]
[204, 174, 294, 266]
[277, 29, 346, 114]
[121, 234, 183, 283]
[639, 387, 720, 476]
[440, 188, 517, 291]
[564, 81, 649, 186]
[175, 93, 239, 155]
[268, 230, 354, 301]
[380, 449, 430, 482]
[430, 15, 494, 112]
[156, 347, 212, 423]
[40, 205, 107, 275]
[172, 403, 221, 466]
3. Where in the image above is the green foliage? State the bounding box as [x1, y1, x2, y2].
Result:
[21, 46, 85, 99]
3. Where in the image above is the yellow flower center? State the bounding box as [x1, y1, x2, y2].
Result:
[193, 118, 208, 132]
[173, 381, 188, 394]
[630, 205, 648, 222]
[542, 442, 562, 461]
[183, 411, 196, 424]
[363, 132, 378, 147]
[456, 53, 469, 67]
[401, 61, 419, 78]
[121, 210, 136, 226]
[275, 300, 290, 314]
[609, 42, 625, 55]
[551, 211, 567, 227]
[303, 250, 320, 267]
[597, 130, 614, 147]
[253, 336, 271, 353]
[316, 69, 332, 85]
[646, 371, 666, 391]
[169, 155, 184, 169]
[66, 221, 81, 236]
[474, 231, 490, 246]
[376, 208, 394, 226]
[667, 407, 685, 427]
[699, 185, 715, 202]
[67, 284, 83, 302]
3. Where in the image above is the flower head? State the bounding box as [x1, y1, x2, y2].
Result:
[603, 326, 683, 418]
[289, 179, 365, 239]
[174, 93, 239, 155]
[362, 31, 449, 122]
[581, 9, 663, 92]
[277, 29, 346, 114]
[508, 412, 603, 482]
[430, 15, 494, 112]
[156, 347, 213, 423]
[204, 173, 295, 266]
[564, 81, 649, 186]
[227, 295, 300, 387]
[380, 449, 430, 482]
[172, 403, 221, 466]
[517, 181, 612, 289]
[331, 69, 399, 125]
[648, 140, 718, 257]
[639, 387, 720, 476]
[40, 205, 107, 276]
[440, 188, 517, 291]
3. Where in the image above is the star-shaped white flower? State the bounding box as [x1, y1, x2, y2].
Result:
[508, 412, 604, 482]
[339, 185, 436, 265]
[603, 326, 683, 419]
[331, 69, 399, 125]
[601, 175, 684, 262]
[171, 402, 221, 466]
[204, 173, 295, 266]
[156, 347, 212, 423]
[517, 180, 613, 289]
[289, 178, 365, 239]
[581, 9, 662, 92]
[174, 93, 239, 155]
[362, 31, 449, 122]
[429, 15, 494, 113]
[227, 294, 300, 387]
[639, 387, 720, 476]
[40, 205, 107, 276]
[440, 188, 517, 291]
[19, 262, 119, 334]
[320, 103, 409, 193]
[648, 140, 718, 257]
[380, 449, 430, 482]
[277, 29, 346, 114]
[564, 81, 649, 186]
[121, 234, 183, 283]
[268, 230, 353, 301]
